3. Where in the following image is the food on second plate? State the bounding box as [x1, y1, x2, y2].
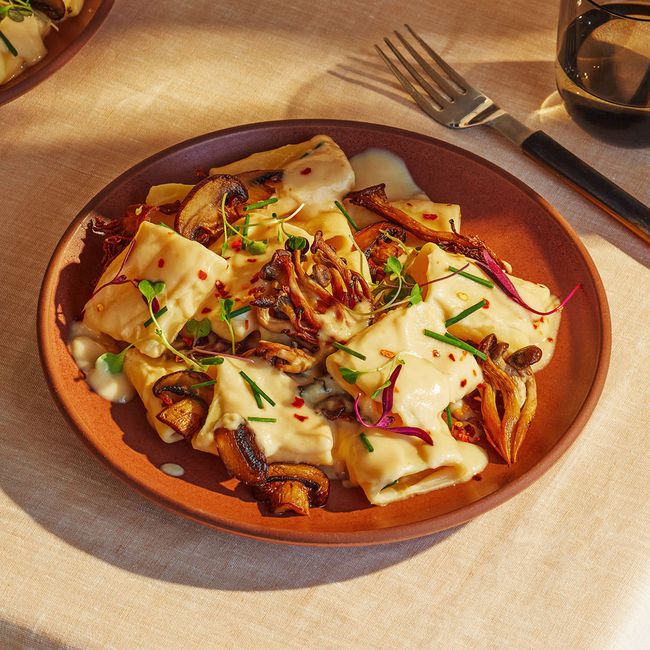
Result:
[70, 135, 579, 515]
[0, 1, 85, 85]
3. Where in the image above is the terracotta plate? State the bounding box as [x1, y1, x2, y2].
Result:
[0, 0, 113, 107]
[38, 120, 611, 546]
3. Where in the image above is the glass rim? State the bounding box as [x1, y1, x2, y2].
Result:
[587, 0, 650, 21]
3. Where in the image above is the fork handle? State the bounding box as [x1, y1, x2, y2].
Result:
[521, 130, 650, 243]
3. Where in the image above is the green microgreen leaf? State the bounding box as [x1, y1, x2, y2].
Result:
[384, 256, 403, 277]
[286, 235, 308, 252]
[359, 433, 374, 453]
[246, 240, 268, 255]
[186, 318, 212, 341]
[371, 379, 391, 400]
[408, 283, 422, 306]
[219, 298, 234, 321]
[447, 266, 494, 288]
[445, 299, 486, 328]
[96, 348, 130, 374]
[138, 279, 165, 304]
[334, 200, 360, 232]
[339, 367, 362, 385]
[332, 342, 367, 360]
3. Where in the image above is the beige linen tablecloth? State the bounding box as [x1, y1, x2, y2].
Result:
[1, 1, 648, 648]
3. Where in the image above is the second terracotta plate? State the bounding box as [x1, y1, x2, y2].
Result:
[38, 120, 610, 545]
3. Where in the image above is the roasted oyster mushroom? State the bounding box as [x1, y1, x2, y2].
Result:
[252, 340, 316, 373]
[153, 370, 213, 438]
[175, 174, 247, 243]
[347, 184, 504, 268]
[215, 422, 267, 486]
[253, 463, 329, 515]
[477, 334, 540, 464]
[353, 221, 407, 281]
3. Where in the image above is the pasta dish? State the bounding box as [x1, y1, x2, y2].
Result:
[70, 135, 578, 515]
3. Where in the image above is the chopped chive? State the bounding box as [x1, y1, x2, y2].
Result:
[200, 356, 224, 365]
[241, 213, 250, 238]
[240, 371, 275, 407]
[248, 416, 277, 423]
[334, 200, 360, 232]
[423, 329, 487, 361]
[143, 305, 168, 328]
[445, 300, 486, 328]
[229, 305, 252, 319]
[191, 379, 217, 389]
[448, 266, 494, 288]
[157, 222, 174, 230]
[359, 433, 374, 452]
[0, 30, 18, 57]
[332, 342, 367, 360]
[315, 141, 325, 149]
[382, 479, 399, 490]
[445, 405, 453, 430]
[244, 197, 279, 212]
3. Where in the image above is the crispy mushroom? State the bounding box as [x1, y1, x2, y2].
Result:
[252, 340, 316, 373]
[346, 184, 504, 268]
[153, 370, 213, 439]
[235, 170, 283, 206]
[175, 174, 247, 243]
[476, 334, 540, 464]
[253, 463, 329, 515]
[354, 221, 407, 281]
[32, 0, 66, 20]
[157, 397, 208, 439]
[214, 422, 267, 485]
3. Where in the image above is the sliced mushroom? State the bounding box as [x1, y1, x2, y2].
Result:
[253, 463, 329, 514]
[476, 335, 540, 464]
[175, 174, 247, 243]
[214, 423, 267, 486]
[235, 170, 283, 206]
[157, 397, 208, 439]
[347, 184, 504, 268]
[32, 0, 66, 20]
[253, 340, 316, 373]
[152, 370, 213, 404]
[354, 221, 406, 281]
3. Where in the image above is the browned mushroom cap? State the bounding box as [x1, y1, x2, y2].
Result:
[347, 184, 505, 269]
[32, 0, 66, 20]
[157, 397, 208, 439]
[152, 370, 213, 405]
[214, 422, 267, 486]
[253, 340, 316, 373]
[175, 174, 247, 243]
[353, 221, 406, 281]
[235, 170, 283, 206]
[253, 463, 329, 514]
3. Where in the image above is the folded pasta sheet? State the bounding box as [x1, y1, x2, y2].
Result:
[410, 243, 561, 368]
[193, 358, 333, 465]
[327, 301, 487, 505]
[84, 222, 227, 357]
[123, 349, 189, 443]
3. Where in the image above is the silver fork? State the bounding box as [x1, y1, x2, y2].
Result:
[376, 25, 650, 243]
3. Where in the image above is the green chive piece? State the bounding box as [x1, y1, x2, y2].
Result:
[248, 416, 277, 423]
[0, 30, 18, 56]
[229, 305, 252, 319]
[240, 371, 276, 407]
[200, 356, 224, 366]
[191, 379, 217, 389]
[334, 200, 360, 232]
[241, 213, 250, 238]
[445, 300, 486, 328]
[423, 329, 487, 361]
[244, 197, 279, 212]
[359, 433, 374, 452]
[332, 342, 367, 360]
[448, 266, 494, 288]
[445, 405, 453, 430]
[143, 305, 168, 328]
[382, 479, 399, 490]
[157, 221, 174, 230]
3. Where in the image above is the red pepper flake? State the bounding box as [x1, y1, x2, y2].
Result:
[158, 258, 165, 268]
[215, 281, 230, 298]
[472, 369, 477, 377]
[152, 297, 160, 313]
[198, 270, 208, 280]
[473, 474, 482, 481]
[293, 414, 308, 422]
[449, 353, 456, 361]
[533, 321, 539, 330]
[244, 319, 249, 329]
[246, 258, 257, 263]
[231, 238, 243, 251]
[547, 337, 554, 342]
[201, 307, 211, 314]
[482, 299, 490, 309]
[292, 397, 305, 408]
[422, 213, 439, 220]
[380, 349, 396, 359]
[182, 335, 193, 347]
[300, 167, 312, 175]
[460, 379, 467, 388]
[432, 349, 440, 358]
[160, 393, 173, 406]
[540, 316, 545, 323]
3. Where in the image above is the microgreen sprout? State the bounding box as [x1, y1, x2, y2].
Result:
[334, 200, 359, 232]
[186, 318, 212, 344]
[339, 355, 404, 386]
[219, 298, 237, 354]
[96, 345, 134, 375]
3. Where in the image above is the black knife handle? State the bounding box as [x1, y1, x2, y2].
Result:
[521, 130, 650, 243]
